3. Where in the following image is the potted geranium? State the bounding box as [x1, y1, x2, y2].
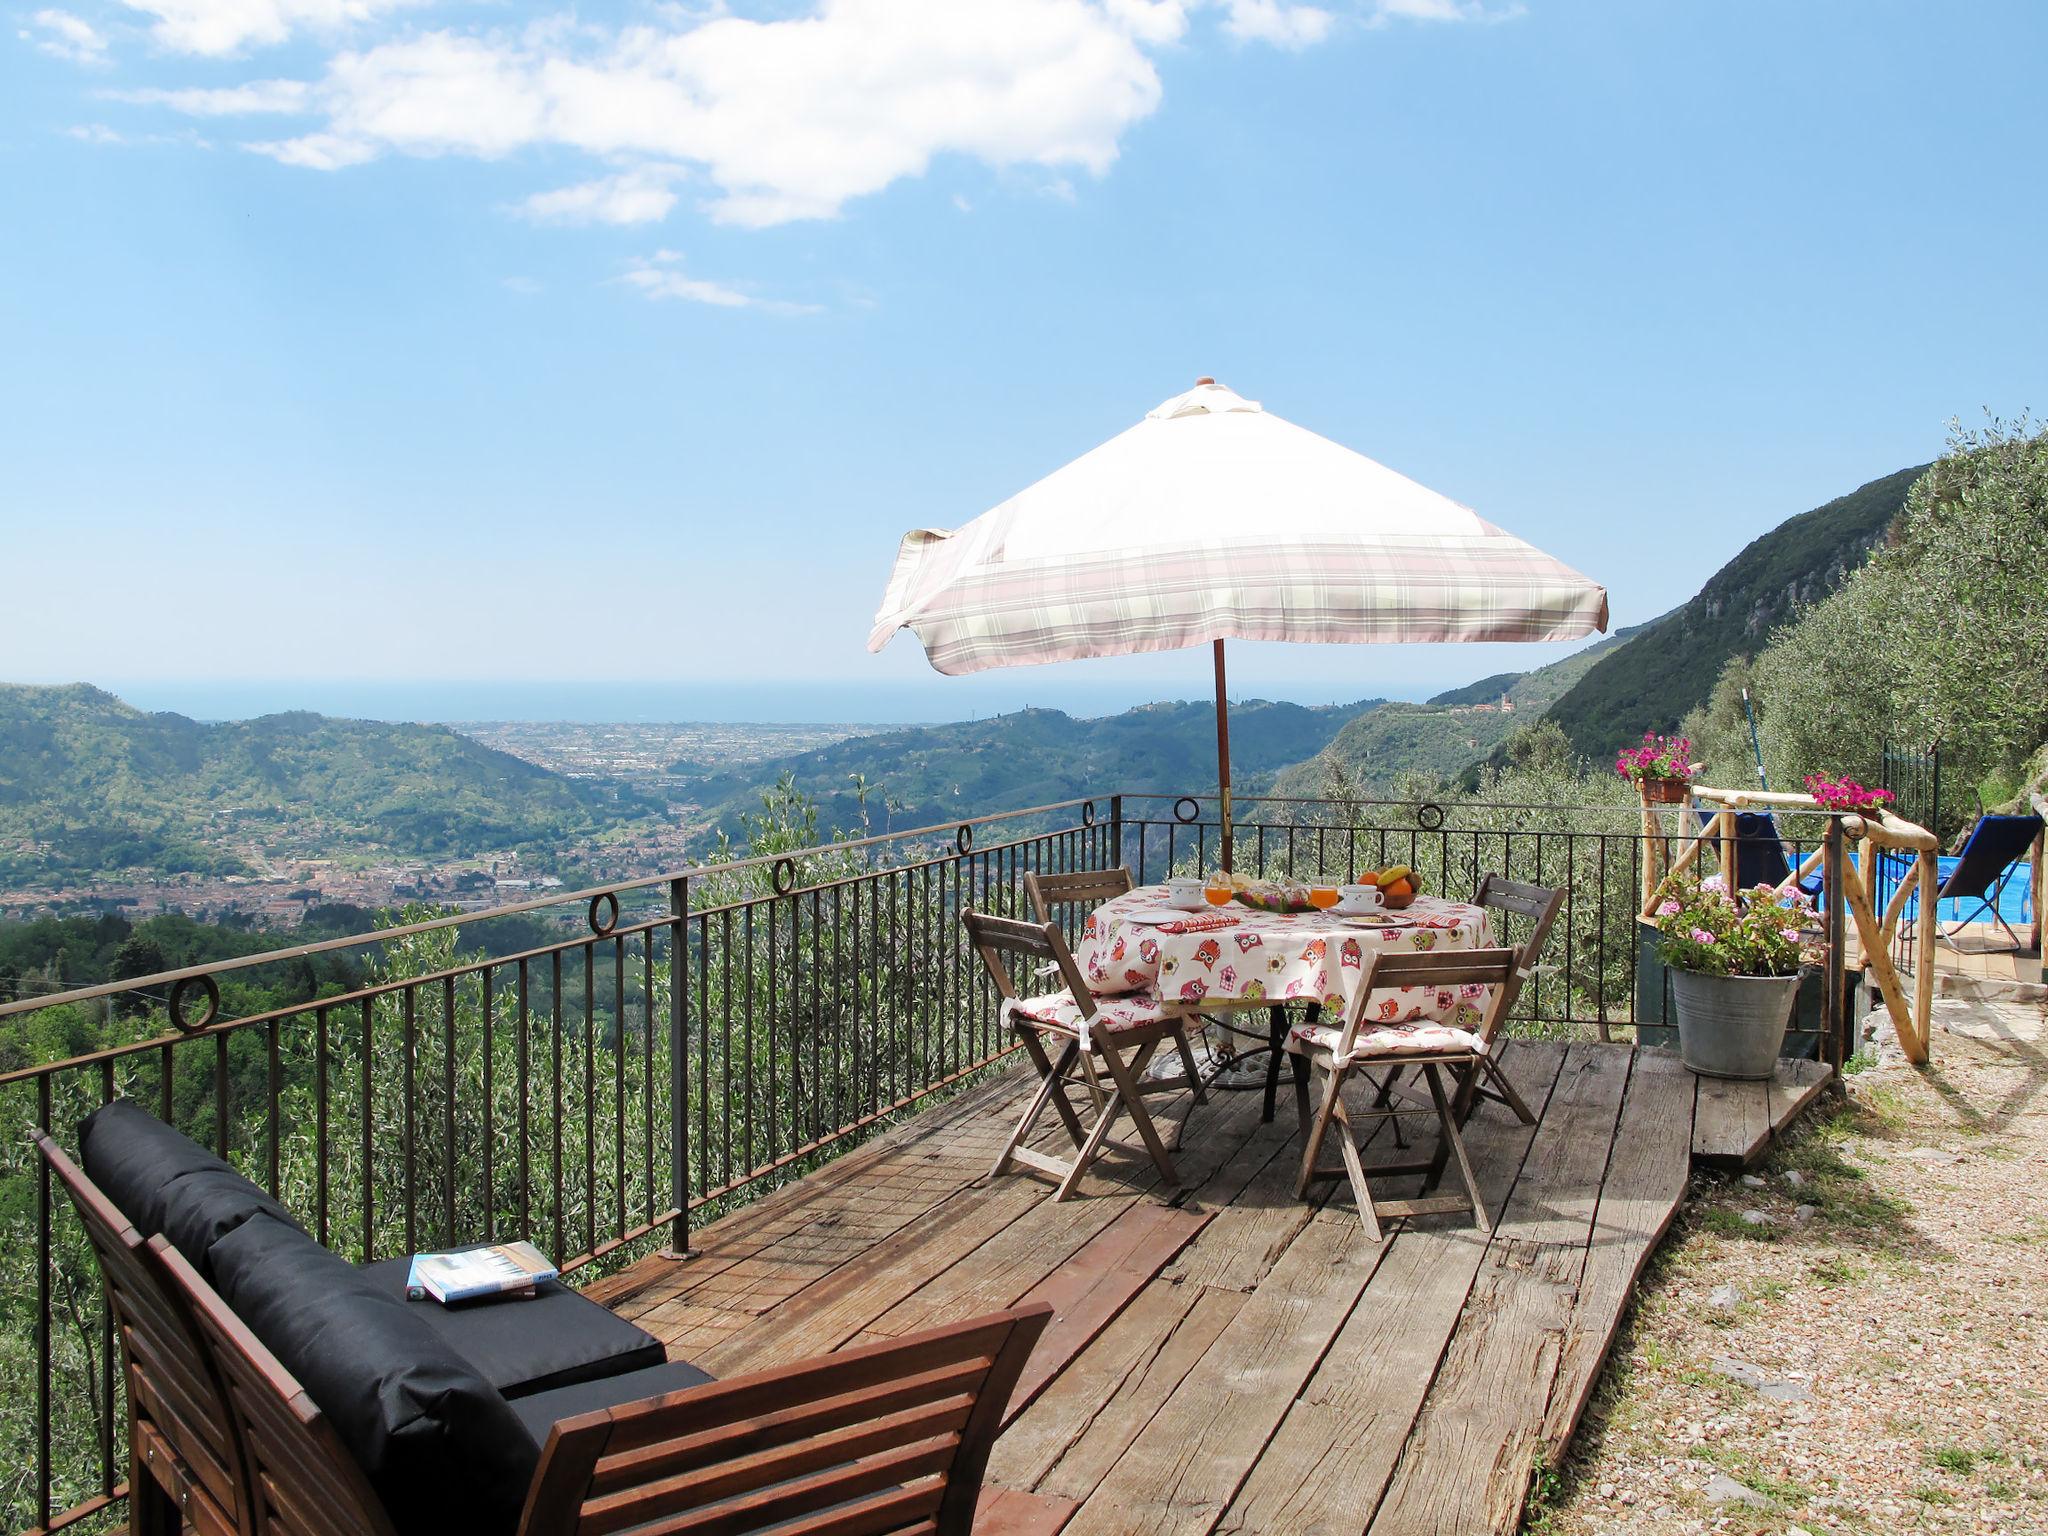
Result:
[1803, 773, 1894, 814]
[1649, 873, 1816, 1079]
[1617, 731, 1697, 805]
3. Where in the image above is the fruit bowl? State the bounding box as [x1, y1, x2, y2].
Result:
[1360, 866, 1421, 910]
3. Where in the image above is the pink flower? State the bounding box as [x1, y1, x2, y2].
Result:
[1690, 928, 1717, 945]
[1701, 874, 1726, 894]
[1657, 900, 1681, 917]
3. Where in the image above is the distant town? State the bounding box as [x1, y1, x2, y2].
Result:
[0, 719, 888, 926]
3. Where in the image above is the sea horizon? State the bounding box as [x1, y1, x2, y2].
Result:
[83, 675, 1426, 727]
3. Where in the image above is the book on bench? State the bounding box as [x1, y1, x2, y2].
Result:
[405, 1241, 558, 1305]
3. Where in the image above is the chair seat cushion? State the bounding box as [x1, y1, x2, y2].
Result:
[1003, 988, 1168, 1041]
[209, 1213, 536, 1536]
[507, 1358, 716, 1446]
[358, 1249, 665, 1399]
[1286, 1021, 1487, 1063]
[78, 1098, 308, 1281]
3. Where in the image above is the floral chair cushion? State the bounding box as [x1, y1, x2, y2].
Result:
[1285, 1019, 1486, 1066]
[1002, 988, 1169, 1047]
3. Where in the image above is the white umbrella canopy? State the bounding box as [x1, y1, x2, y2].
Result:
[868, 379, 1608, 866]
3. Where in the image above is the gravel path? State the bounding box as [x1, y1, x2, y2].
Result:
[1528, 997, 2048, 1536]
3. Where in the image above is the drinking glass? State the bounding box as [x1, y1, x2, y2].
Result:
[1203, 876, 1234, 907]
[1307, 884, 1340, 910]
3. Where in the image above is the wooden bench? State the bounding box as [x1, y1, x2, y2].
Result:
[38, 1128, 1050, 1536]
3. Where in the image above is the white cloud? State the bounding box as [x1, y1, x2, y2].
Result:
[63, 121, 214, 146]
[119, 0, 426, 58]
[1220, 1, 1331, 48]
[619, 250, 819, 314]
[131, 0, 1335, 227]
[112, 80, 313, 114]
[23, 9, 107, 65]
[519, 166, 683, 226]
[1369, 0, 1524, 24]
[247, 130, 378, 167]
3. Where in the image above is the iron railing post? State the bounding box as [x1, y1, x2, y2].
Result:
[1110, 794, 1125, 876]
[667, 876, 693, 1258]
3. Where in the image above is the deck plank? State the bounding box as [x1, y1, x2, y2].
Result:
[975, 1485, 1080, 1536]
[612, 1037, 1711, 1536]
[1690, 1070, 1770, 1167]
[590, 1069, 1032, 1319]
[1006, 1201, 1213, 1419]
[1362, 1042, 1633, 1536]
[1538, 1046, 1697, 1460]
[1768, 1057, 1834, 1143]
[1213, 1043, 1571, 1535]
[1061, 1207, 1394, 1536]
[992, 1280, 1249, 1503]
[1692, 1056, 1834, 1168]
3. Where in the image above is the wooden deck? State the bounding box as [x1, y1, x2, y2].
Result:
[592, 1040, 1830, 1536]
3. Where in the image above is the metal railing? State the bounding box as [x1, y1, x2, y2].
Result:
[0, 789, 1841, 1533]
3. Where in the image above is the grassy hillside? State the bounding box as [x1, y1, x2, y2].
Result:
[1530, 465, 1926, 765]
[694, 698, 1378, 835]
[1267, 627, 1637, 798]
[0, 684, 658, 887]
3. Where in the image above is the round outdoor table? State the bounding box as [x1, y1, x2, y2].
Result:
[1075, 884, 1496, 1118]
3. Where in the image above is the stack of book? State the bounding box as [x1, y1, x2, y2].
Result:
[405, 1240, 558, 1305]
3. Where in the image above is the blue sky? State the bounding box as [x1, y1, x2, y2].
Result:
[4, 0, 2045, 723]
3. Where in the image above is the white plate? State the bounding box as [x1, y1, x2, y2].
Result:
[1121, 906, 1218, 925]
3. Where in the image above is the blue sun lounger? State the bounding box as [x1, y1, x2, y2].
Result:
[1695, 809, 1823, 898]
[1913, 812, 2044, 951]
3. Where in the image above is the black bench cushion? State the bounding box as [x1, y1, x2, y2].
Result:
[78, 1098, 307, 1279]
[506, 1358, 716, 1447]
[357, 1249, 665, 1399]
[210, 1213, 536, 1536]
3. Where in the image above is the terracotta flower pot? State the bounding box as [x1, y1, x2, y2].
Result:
[1638, 776, 1691, 805]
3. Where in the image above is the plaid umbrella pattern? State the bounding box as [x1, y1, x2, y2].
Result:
[869, 381, 1608, 674]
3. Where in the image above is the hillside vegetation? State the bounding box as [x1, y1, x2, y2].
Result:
[0, 684, 658, 887]
[1735, 419, 2048, 817]
[693, 697, 1377, 834]
[1534, 465, 1926, 763]
[1268, 625, 1637, 799]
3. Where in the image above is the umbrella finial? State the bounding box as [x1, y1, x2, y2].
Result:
[1194, 376, 1215, 386]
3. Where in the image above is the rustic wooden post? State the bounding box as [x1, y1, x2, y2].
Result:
[1915, 848, 1938, 1058]
[2030, 801, 2045, 957]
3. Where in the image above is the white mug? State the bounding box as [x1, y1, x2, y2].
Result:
[1336, 883, 1383, 913]
[1165, 877, 1208, 911]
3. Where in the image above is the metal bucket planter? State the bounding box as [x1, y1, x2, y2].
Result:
[1669, 969, 1801, 1080]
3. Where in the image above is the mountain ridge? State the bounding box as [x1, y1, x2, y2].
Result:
[0, 682, 658, 887]
[1530, 464, 1927, 765]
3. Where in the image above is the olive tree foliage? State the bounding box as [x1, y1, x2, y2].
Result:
[0, 771, 1039, 1535]
[1749, 416, 2048, 810]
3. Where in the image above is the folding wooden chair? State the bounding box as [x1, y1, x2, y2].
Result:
[1022, 864, 1135, 927]
[1289, 946, 1533, 1239]
[1358, 875, 1561, 1140]
[966, 910, 1206, 1201]
[1465, 874, 1564, 1106]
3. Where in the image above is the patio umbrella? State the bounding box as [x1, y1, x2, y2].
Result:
[867, 379, 1608, 870]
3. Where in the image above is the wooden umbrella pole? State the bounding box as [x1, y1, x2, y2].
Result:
[1214, 638, 1234, 873]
